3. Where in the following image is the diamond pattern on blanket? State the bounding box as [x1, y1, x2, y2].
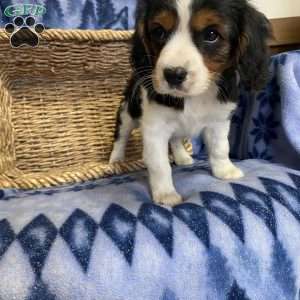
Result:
[26, 279, 56, 300]
[201, 192, 244, 243]
[231, 184, 277, 238]
[0, 219, 15, 259]
[100, 204, 137, 264]
[60, 209, 98, 272]
[207, 246, 232, 298]
[272, 241, 296, 299]
[289, 173, 300, 190]
[173, 203, 209, 248]
[18, 215, 57, 278]
[138, 204, 173, 257]
[0, 166, 299, 299]
[261, 177, 300, 221]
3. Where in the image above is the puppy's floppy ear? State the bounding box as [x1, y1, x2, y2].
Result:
[130, 1, 153, 77]
[131, 31, 151, 73]
[237, 5, 272, 90]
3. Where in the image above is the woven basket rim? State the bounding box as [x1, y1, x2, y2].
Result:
[0, 29, 134, 42]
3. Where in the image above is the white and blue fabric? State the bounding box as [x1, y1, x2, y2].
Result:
[1, 1, 300, 299]
[229, 50, 300, 169]
[1, 159, 300, 300]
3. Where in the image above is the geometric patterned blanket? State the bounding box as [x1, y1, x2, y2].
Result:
[1, 159, 300, 300]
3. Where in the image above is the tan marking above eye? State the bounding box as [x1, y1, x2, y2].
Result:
[149, 10, 177, 31]
[191, 9, 226, 35]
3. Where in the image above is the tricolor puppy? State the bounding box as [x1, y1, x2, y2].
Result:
[110, 0, 271, 206]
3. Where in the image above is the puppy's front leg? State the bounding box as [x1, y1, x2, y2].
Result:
[143, 129, 183, 206]
[170, 138, 193, 166]
[204, 122, 244, 180]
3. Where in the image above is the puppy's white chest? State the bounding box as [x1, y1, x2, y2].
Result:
[141, 87, 236, 138]
[177, 93, 236, 137]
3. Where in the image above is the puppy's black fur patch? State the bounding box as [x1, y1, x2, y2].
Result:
[217, 68, 239, 103]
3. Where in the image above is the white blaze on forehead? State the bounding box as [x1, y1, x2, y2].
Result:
[176, 0, 193, 29]
[154, 0, 211, 97]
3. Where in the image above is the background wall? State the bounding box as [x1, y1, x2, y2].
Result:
[252, 0, 300, 18]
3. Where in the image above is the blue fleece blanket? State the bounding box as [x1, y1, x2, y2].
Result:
[228, 50, 300, 169]
[1, 159, 300, 300]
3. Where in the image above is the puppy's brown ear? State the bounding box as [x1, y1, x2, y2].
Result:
[237, 5, 273, 90]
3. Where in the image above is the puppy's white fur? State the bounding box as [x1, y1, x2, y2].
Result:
[110, 0, 244, 206]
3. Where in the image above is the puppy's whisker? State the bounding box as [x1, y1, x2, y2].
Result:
[129, 75, 153, 105]
[133, 68, 153, 73]
[133, 70, 153, 77]
[134, 66, 153, 71]
[133, 67, 153, 77]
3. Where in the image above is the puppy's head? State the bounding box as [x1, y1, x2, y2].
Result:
[133, 0, 272, 99]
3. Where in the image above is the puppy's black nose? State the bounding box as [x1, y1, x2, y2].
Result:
[164, 67, 187, 87]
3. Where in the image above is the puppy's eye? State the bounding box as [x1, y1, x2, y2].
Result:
[203, 29, 220, 43]
[150, 25, 168, 42]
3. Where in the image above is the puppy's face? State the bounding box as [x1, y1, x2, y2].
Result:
[149, 1, 231, 98]
[135, 0, 271, 98]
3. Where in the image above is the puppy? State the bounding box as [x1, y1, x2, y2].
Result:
[110, 0, 271, 206]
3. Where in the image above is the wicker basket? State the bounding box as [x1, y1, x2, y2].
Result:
[0, 29, 191, 189]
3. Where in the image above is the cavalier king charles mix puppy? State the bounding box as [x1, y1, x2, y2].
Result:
[110, 0, 271, 206]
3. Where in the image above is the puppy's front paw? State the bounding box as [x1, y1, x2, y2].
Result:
[109, 156, 122, 164]
[153, 191, 183, 206]
[174, 154, 194, 166]
[109, 151, 124, 164]
[212, 163, 244, 180]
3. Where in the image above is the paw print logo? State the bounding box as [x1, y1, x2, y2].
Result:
[5, 16, 44, 48]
